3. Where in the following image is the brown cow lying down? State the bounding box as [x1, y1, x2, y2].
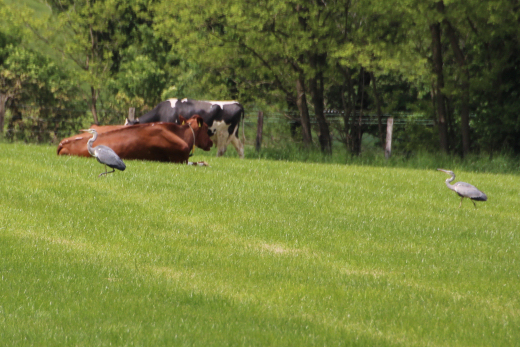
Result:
[57, 116, 213, 163]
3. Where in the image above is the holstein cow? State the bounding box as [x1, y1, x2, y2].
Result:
[58, 116, 213, 164]
[126, 98, 245, 158]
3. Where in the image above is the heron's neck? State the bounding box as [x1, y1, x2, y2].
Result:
[87, 132, 97, 156]
[445, 174, 456, 190]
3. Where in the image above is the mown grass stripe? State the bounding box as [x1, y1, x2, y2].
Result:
[1, 143, 519, 346]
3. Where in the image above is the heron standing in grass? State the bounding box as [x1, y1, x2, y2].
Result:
[82, 129, 126, 177]
[437, 169, 487, 208]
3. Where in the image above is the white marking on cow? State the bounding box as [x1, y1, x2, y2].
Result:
[205, 100, 239, 107]
[209, 120, 242, 157]
[167, 98, 178, 108]
[181, 98, 188, 102]
[208, 120, 227, 138]
[188, 161, 210, 166]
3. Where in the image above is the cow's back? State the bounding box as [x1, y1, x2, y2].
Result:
[133, 99, 178, 124]
[174, 99, 221, 126]
[58, 123, 191, 162]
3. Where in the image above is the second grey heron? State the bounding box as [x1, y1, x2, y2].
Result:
[81, 129, 126, 177]
[437, 169, 487, 208]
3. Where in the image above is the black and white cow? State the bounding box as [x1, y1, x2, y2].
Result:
[126, 98, 244, 158]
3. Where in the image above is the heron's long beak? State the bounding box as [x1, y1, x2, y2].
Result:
[437, 168, 448, 173]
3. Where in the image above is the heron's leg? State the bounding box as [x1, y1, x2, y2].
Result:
[98, 165, 114, 177]
[472, 200, 477, 208]
[99, 167, 115, 177]
[459, 197, 463, 208]
[99, 165, 107, 177]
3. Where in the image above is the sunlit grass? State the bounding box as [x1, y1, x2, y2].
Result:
[1, 143, 519, 346]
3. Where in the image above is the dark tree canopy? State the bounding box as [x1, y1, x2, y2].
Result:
[1, 0, 520, 155]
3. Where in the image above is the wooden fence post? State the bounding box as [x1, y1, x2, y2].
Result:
[385, 117, 393, 159]
[128, 107, 135, 122]
[256, 111, 264, 152]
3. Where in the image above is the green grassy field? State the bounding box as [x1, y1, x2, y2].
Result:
[1, 143, 519, 346]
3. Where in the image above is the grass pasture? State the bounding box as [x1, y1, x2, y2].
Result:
[1, 143, 519, 346]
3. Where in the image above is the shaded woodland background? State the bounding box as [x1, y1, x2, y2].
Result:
[1, 0, 520, 158]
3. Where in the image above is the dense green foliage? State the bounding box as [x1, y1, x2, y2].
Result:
[1, 143, 519, 346]
[1, 0, 520, 156]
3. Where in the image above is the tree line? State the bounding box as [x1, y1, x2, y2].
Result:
[1, 0, 520, 156]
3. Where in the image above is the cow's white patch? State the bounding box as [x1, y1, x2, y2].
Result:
[208, 120, 227, 137]
[167, 98, 178, 108]
[208, 120, 234, 157]
[187, 161, 210, 166]
[208, 119, 244, 158]
[206, 100, 238, 107]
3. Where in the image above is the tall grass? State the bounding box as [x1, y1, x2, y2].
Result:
[1, 143, 519, 346]
[239, 116, 520, 174]
[240, 139, 520, 174]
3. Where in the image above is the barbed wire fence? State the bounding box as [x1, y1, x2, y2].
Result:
[1, 104, 435, 152]
[242, 109, 435, 153]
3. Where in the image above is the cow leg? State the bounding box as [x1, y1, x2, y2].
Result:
[229, 134, 244, 159]
[216, 129, 228, 157]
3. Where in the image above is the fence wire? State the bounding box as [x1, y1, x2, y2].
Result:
[2, 104, 434, 145]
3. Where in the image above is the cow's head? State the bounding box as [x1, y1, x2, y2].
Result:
[187, 115, 213, 151]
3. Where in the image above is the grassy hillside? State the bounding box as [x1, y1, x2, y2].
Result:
[1, 143, 519, 346]
[3, 0, 51, 17]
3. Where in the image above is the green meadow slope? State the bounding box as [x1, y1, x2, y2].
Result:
[1, 143, 519, 346]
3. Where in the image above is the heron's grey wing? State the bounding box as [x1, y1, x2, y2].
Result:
[454, 182, 487, 200]
[95, 145, 126, 171]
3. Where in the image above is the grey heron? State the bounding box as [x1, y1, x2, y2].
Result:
[437, 169, 487, 208]
[81, 129, 126, 177]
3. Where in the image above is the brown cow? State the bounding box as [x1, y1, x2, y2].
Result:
[57, 116, 213, 163]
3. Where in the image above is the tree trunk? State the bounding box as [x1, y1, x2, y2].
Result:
[459, 77, 471, 155]
[309, 73, 331, 154]
[370, 71, 385, 149]
[430, 21, 449, 153]
[442, 11, 471, 156]
[0, 94, 7, 134]
[446, 97, 456, 149]
[309, 53, 331, 154]
[347, 69, 369, 156]
[90, 86, 99, 125]
[340, 84, 352, 151]
[255, 111, 264, 152]
[339, 66, 356, 153]
[88, 18, 100, 126]
[296, 73, 313, 146]
[352, 69, 367, 156]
